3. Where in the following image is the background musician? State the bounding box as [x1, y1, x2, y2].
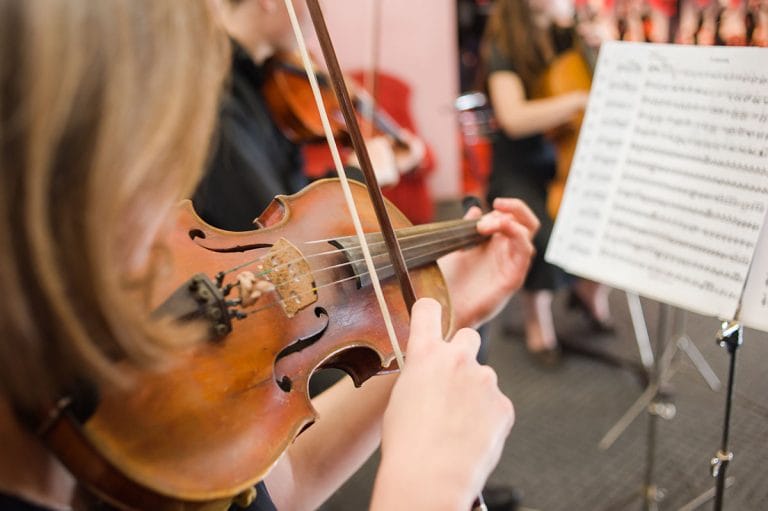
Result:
[481, 0, 613, 364]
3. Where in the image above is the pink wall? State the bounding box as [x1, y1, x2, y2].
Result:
[309, 1, 461, 199]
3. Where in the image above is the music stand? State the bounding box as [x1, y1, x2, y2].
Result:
[598, 303, 721, 510]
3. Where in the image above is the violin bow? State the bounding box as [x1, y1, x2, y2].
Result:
[284, 3, 488, 509]
[283, 0, 412, 369]
[362, 0, 382, 135]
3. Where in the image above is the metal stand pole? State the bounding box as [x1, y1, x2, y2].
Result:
[600, 305, 722, 451]
[600, 302, 723, 511]
[711, 321, 742, 511]
[642, 302, 671, 510]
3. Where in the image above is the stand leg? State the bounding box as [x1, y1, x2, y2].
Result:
[599, 382, 658, 450]
[677, 477, 735, 511]
[676, 336, 721, 392]
[671, 308, 722, 392]
[600, 307, 679, 450]
[627, 292, 654, 370]
[710, 321, 742, 511]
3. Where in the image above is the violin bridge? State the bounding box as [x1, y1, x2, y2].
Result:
[262, 238, 317, 318]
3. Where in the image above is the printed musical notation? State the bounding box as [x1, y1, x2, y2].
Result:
[740, 225, 768, 332]
[546, 42, 768, 326]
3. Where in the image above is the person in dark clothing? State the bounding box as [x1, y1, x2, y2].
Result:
[193, 0, 425, 231]
[192, 43, 308, 232]
[481, 0, 613, 363]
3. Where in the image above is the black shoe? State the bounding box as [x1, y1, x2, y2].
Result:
[483, 485, 522, 511]
[567, 290, 615, 333]
[526, 345, 562, 368]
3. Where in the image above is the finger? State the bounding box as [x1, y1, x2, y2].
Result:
[491, 198, 540, 234]
[497, 216, 536, 246]
[407, 298, 444, 356]
[463, 206, 483, 220]
[477, 214, 536, 252]
[476, 364, 499, 388]
[449, 327, 482, 361]
[504, 221, 537, 262]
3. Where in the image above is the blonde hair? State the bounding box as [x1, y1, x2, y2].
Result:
[0, 0, 228, 414]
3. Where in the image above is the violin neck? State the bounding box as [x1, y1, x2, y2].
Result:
[333, 219, 486, 288]
[354, 94, 408, 147]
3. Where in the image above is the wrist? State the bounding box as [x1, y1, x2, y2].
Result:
[569, 91, 588, 113]
[371, 453, 475, 511]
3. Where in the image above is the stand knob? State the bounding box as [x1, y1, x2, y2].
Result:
[710, 450, 733, 478]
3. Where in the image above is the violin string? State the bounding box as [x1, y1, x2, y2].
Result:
[215, 219, 479, 280]
[216, 218, 476, 278]
[291, 229, 483, 284]
[222, 228, 483, 312]
[302, 219, 475, 244]
[218, 222, 482, 294]
[238, 234, 482, 319]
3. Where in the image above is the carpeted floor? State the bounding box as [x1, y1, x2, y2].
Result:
[318, 290, 768, 510]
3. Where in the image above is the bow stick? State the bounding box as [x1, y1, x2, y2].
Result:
[284, 2, 487, 508]
[362, 0, 382, 133]
[283, 0, 413, 368]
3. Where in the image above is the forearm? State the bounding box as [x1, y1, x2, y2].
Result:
[267, 373, 397, 510]
[496, 94, 582, 139]
[370, 456, 472, 511]
[438, 254, 492, 330]
[487, 71, 585, 139]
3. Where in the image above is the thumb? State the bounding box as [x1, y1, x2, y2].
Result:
[407, 298, 444, 358]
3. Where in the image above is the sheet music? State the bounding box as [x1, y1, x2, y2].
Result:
[740, 224, 768, 331]
[546, 42, 768, 321]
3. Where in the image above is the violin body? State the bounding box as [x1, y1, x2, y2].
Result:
[534, 48, 592, 219]
[46, 180, 452, 509]
[262, 53, 416, 158]
[262, 52, 349, 144]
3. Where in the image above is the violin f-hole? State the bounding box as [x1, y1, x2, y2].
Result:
[274, 307, 330, 393]
[188, 228, 206, 240]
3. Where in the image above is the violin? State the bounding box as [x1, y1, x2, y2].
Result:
[42, 179, 487, 510]
[262, 51, 409, 145]
[262, 51, 426, 176]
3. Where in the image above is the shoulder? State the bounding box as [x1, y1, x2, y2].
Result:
[486, 43, 517, 75]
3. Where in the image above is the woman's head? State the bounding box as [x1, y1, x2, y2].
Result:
[0, 0, 227, 415]
[481, 0, 554, 93]
[215, 0, 310, 62]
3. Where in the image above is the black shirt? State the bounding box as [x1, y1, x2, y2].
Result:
[0, 481, 276, 511]
[193, 45, 308, 231]
[0, 493, 56, 511]
[231, 481, 277, 511]
[486, 26, 574, 188]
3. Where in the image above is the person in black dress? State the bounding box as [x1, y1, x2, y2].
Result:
[482, 0, 613, 362]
